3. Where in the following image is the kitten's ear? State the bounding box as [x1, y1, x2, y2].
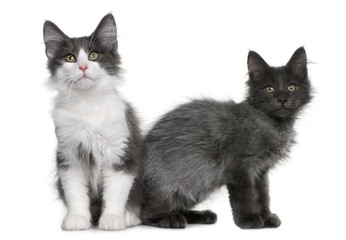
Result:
[90, 13, 117, 51]
[287, 47, 307, 80]
[43, 21, 70, 59]
[247, 51, 269, 82]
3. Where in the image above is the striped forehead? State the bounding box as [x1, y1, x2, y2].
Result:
[269, 68, 288, 89]
[69, 36, 91, 51]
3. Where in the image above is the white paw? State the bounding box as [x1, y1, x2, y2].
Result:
[61, 214, 91, 231]
[125, 210, 141, 227]
[98, 214, 126, 231]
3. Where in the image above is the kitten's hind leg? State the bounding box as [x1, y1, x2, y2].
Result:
[141, 184, 192, 228]
[125, 210, 141, 227]
[145, 210, 217, 228]
[141, 198, 187, 228]
[144, 213, 187, 229]
[180, 210, 217, 224]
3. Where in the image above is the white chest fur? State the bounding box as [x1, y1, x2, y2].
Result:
[53, 88, 129, 168]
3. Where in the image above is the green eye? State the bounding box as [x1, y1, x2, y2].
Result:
[288, 84, 296, 92]
[266, 86, 275, 93]
[65, 55, 76, 63]
[89, 52, 99, 61]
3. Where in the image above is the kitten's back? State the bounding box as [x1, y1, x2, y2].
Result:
[143, 99, 237, 200]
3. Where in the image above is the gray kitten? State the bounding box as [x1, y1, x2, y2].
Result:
[141, 47, 311, 229]
[43, 14, 142, 230]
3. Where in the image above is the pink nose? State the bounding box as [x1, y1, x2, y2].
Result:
[79, 65, 88, 72]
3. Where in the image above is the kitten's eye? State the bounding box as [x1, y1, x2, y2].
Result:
[89, 52, 99, 61]
[288, 84, 296, 92]
[266, 86, 275, 94]
[65, 55, 76, 63]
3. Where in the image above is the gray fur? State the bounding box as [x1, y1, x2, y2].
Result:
[141, 47, 311, 229]
[121, 103, 144, 217]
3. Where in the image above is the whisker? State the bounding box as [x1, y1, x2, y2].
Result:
[53, 78, 69, 90]
[66, 81, 74, 103]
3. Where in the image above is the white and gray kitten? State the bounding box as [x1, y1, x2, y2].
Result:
[43, 14, 142, 231]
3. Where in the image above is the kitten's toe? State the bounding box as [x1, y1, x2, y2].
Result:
[263, 213, 281, 228]
[182, 210, 217, 224]
[235, 214, 264, 229]
[199, 210, 217, 224]
[145, 214, 187, 228]
[98, 214, 126, 231]
[167, 214, 187, 228]
[61, 214, 91, 231]
[125, 210, 141, 227]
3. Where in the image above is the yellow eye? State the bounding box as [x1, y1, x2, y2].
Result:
[89, 52, 99, 61]
[288, 84, 296, 92]
[65, 55, 76, 63]
[266, 86, 275, 93]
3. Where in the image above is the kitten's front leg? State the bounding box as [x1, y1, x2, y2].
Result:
[59, 166, 91, 230]
[98, 167, 135, 231]
[255, 172, 281, 228]
[227, 168, 264, 229]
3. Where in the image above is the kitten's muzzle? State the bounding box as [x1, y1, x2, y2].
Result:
[79, 65, 88, 73]
[277, 99, 287, 106]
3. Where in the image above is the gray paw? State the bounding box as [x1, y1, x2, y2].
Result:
[263, 213, 281, 228]
[235, 214, 264, 229]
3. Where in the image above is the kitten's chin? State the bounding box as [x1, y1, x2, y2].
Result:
[73, 77, 97, 89]
[275, 108, 290, 116]
[271, 107, 298, 120]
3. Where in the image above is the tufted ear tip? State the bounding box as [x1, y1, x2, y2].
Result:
[247, 50, 269, 82]
[287, 47, 307, 80]
[90, 13, 118, 51]
[43, 20, 70, 59]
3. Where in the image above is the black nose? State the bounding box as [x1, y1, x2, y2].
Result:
[278, 99, 287, 106]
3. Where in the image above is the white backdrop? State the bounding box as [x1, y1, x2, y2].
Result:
[1, 0, 345, 239]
